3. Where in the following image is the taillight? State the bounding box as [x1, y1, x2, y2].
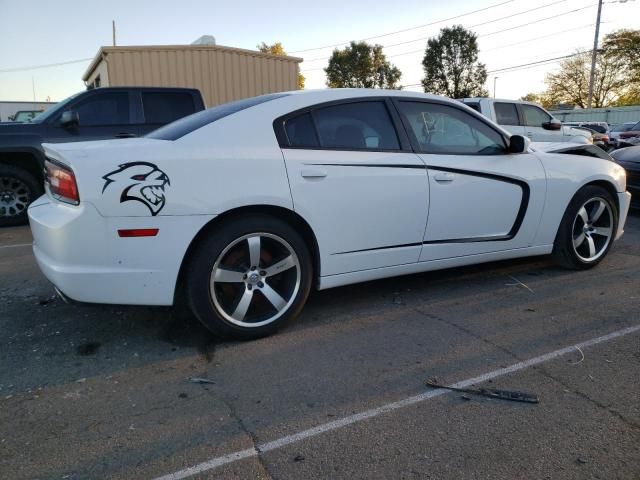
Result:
[44, 159, 80, 205]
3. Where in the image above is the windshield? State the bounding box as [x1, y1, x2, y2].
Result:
[31, 92, 82, 123]
[611, 123, 634, 132]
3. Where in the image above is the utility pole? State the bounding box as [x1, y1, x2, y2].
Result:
[112, 20, 116, 46]
[493, 76, 498, 98]
[587, 0, 604, 109]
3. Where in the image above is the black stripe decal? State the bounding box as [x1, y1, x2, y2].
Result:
[326, 164, 531, 254]
[308, 163, 426, 169]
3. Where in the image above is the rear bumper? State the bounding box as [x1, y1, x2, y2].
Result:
[28, 196, 215, 305]
[616, 191, 632, 240]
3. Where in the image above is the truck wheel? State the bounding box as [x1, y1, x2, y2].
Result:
[0, 165, 42, 227]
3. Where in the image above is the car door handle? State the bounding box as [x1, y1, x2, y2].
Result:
[433, 172, 455, 183]
[115, 132, 137, 138]
[301, 168, 327, 179]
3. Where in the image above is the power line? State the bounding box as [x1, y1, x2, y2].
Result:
[300, 3, 598, 70]
[288, 0, 514, 54]
[302, 0, 571, 62]
[0, 57, 93, 74]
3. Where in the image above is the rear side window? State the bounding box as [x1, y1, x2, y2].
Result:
[142, 92, 195, 125]
[521, 104, 552, 127]
[72, 93, 129, 126]
[494, 102, 519, 126]
[313, 102, 400, 150]
[147, 93, 289, 140]
[285, 112, 319, 147]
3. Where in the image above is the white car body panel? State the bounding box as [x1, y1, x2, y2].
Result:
[28, 89, 631, 306]
[283, 149, 428, 275]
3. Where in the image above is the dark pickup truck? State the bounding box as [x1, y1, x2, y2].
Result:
[0, 86, 205, 226]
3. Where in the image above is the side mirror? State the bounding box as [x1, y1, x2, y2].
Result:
[542, 119, 562, 131]
[60, 110, 79, 128]
[508, 135, 528, 153]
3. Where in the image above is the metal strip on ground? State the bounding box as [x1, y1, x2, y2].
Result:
[154, 324, 640, 480]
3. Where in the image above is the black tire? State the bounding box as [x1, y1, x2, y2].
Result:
[552, 185, 618, 270]
[0, 164, 42, 227]
[185, 214, 313, 340]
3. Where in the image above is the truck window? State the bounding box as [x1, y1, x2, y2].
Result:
[494, 102, 519, 126]
[73, 93, 129, 126]
[464, 102, 481, 113]
[521, 104, 552, 127]
[142, 92, 195, 125]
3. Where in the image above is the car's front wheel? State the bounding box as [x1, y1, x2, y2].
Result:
[552, 185, 618, 269]
[186, 214, 313, 339]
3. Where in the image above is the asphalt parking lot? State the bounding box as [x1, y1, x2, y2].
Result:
[1, 213, 639, 480]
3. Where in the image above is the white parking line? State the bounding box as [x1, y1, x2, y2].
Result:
[154, 324, 640, 480]
[0, 242, 32, 249]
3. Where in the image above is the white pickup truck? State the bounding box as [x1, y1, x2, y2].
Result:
[461, 98, 591, 144]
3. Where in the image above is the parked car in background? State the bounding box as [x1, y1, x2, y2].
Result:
[10, 110, 45, 122]
[28, 89, 630, 339]
[0, 87, 205, 226]
[460, 98, 592, 144]
[618, 121, 640, 148]
[610, 146, 640, 205]
[610, 122, 638, 148]
[574, 126, 611, 151]
[563, 122, 610, 134]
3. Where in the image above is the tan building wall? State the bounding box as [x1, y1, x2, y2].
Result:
[83, 45, 302, 107]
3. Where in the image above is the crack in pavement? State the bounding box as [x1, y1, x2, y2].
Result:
[411, 306, 640, 431]
[195, 376, 274, 479]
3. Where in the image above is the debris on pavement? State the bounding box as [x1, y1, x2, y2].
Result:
[426, 379, 539, 404]
[568, 346, 585, 365]
[38, 295, 56, 306]
[76, 342, 101, 356]
[505, 275, 534, 293]
[189, 377, 216, 384]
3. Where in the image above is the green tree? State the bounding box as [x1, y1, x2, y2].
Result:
[542, 51, 627, 108]
[601, 29, 640, 105]
[421, 25, 488, 98]
[520, 92, 554, 109]
[324, 41, 402, 89]
[257, 42, 305, 89]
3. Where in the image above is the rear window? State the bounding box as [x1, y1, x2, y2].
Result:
[147, 93, 289, 140]
[463, 102, 481, 113]
[142, 92, 195, 125]
[494, 102, 519, 125]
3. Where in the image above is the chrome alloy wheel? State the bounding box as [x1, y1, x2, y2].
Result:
[209, 233, 301, 328]
[571, 196, 614, 262]
[0, 176, 31, 218]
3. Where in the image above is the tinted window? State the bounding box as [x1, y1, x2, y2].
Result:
[521, 104, 552, 127]
[72, 93, 129, 126]
[148, 93, 289, 141]
[397, 101, 506, 155]
[285, 112, 319, 148]
[611, 123, 635, 132]
[583, 124, 607, 134]
[494, 102, 519, 125]
[312, 102, 399, 150]
[142, 92, 195, 125]
[464, 102, 481, 113]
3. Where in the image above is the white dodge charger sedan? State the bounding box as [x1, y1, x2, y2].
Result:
[28, 89, 631, 339]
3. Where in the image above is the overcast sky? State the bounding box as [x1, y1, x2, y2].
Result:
[0, 0, 638, 103]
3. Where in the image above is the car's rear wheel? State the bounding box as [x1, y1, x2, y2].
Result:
[552, 185, 618, 269]
[0, 165, 41, 227]
[186, 214, 313, 339]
